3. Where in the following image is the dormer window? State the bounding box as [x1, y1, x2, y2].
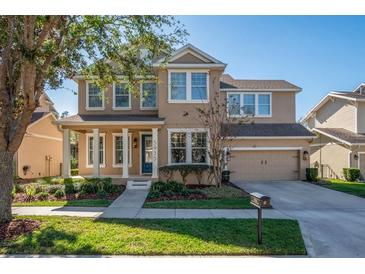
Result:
[227, 92, 272, 117]
[86, 82, 104, 110]
[113, 83, 131, 109]
[168, 70, 209, 103]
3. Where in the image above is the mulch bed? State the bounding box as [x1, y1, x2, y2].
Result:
[0, 219, 41, 240]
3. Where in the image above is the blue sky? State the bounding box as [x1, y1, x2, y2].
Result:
[48, 16, 365, 120]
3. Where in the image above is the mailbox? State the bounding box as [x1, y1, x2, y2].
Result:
[250, 192, 271, 208]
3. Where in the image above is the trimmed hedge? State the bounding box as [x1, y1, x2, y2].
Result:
[147, 181, 195, 199]
[343, 168, 361, 182]
[306, 168, 318, 182]
[159, 164, 213, 184]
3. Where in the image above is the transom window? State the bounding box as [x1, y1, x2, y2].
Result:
[227, 92, 271, 117]
[140, 82, 157, 109]
[86, 134, 105, 167]
[168, 129, 208, 164]
[169, 71, 209, 102]
[113, 83, 130, 109]
[86, 82, 104, 109]
[113, 133, 132, 167]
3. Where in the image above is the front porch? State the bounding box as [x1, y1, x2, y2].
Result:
[60, 120, 163, 182]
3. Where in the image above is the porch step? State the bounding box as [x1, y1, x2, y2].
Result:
[126, 180, 152, 190]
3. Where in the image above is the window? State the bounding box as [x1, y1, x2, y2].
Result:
[140, 83, 157, 109]
[113, 83, 130, 109]
[191, 73, 207, 100]
[170, 72, 187, 100]
[227, 92, 271, 117]
[86, 134, 105, 167]
[168, 129, 208, 164]
[170, 132, 186, 163]
[113, 133, 132, 167]
[169, 71, 209, 102]
[86, 82, 104, 109]
[191, 132, 207, 163]
[258, 94, 271, 115]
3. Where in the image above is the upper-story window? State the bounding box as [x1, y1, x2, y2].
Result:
[113, 83, 131, 109]
[168, 70, 209, 103]
[140, 82, 157, 109]
[86, 82, 104, 110]
[227, 92, 272, 117]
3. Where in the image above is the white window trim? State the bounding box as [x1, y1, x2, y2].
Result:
[140, 81, 158, 110]
[112, 133, 132, 167]
[86, 133, 106, 168]
[227, 92, 272, 118]
[168, 69, 209, 103]
[112, 81, 132, 110]
[167, 128, 209, 165]
[86, 81, 105, 111]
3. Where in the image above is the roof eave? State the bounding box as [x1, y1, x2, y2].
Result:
[220, 88, 301, 92]
[57, 120, 165, 126]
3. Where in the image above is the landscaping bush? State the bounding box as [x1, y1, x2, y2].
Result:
[48, 185, 64, 194]
[148, 181, 196, 199]
[80, 181, 98, 194]
[96, 190, 107, 199]
[25, 185, 37, 199]
[50, 177, 64, 184]
[343, 168, 361, 182]
[159, 164, 212, 184]
[54, 189, 65, 198]
[64, 182, 76, 195]
[36, 192, 49, 201]
[14, 183, 24, 193]
[306, 168, 318, 182]
[71, 169, 79, 176]
[11, 187, 16, 199]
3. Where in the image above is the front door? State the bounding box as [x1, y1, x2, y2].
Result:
[141, 134, 153, 174]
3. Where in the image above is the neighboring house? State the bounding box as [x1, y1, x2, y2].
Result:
[15, 93, 63, 179]
[58, 43, 314, 183]
[301, 83, 365, 179]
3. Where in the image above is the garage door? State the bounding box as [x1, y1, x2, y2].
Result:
[228, 150, 300, 181]
[359, 154, 365, 179]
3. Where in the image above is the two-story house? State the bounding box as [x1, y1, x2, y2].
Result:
[302, 83, 365, 179]
[58, 44, 314, 183]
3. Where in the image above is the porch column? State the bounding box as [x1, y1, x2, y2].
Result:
[92, 128, 100, 177]
[62, 128, 70, 178]
[122, 128, 129, 178]
[152, 128, 159, 179]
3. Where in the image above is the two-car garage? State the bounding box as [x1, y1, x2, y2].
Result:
[228, 148, 301, 181]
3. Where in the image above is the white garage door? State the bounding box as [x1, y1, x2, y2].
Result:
[228, 150, 300, 181]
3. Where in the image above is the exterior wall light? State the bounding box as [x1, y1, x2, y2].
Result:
[133, 137, 138, 148]
[354, 154, 359, 161]
[303, 151, 309, 161]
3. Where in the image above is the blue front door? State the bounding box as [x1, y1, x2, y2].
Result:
[141, 134, 153, 174]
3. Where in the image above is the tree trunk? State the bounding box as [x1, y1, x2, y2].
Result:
[0, 150, 14, 224]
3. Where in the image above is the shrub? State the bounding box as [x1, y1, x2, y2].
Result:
[36, 192, 49, 201]
[71, 157, 78, 169]
[54, 189, 65, 198]
[64, 182, 76, 195]
[48, 185, 64, 194]
[306, 168, 318, 182]
[50, 177, 64, 184]
[11, 187, 16, 199]
[159, 165, 212, 184]
[101, 178, 114, 193]
[71, 169, 79, 176]
[96, 190, 107, 199]
[14, 183, 24, 193]
[25, 185, 37, 199]
[148, 181, 194, 199]
[343, 168, 361, 182]
[80, 181, 97, 194]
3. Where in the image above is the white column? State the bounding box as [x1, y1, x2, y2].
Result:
[62, 128, 70, 178]
[122, 128, 129, 178]
[92, 128, 100, 177]
[152, 128, 159, 178]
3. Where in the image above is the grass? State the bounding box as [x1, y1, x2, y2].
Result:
[144, 197, 253, 209]
[12, 199, 112, 207]
[321, 179, 365, 198]
[0, 216, 306, 255]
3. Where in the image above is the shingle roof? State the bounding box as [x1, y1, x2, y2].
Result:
[314, 128, 365, 145]
[224, 123, 315, 137]
[220, 74, 301, 91]
[58, 114, 165, 124]
[30, 112, 49, 124]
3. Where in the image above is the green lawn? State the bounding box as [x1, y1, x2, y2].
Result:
[321, 179, 365, 198]
[13, 199, 112, 207]
[144, 197, 253, 209]
[0, 216, 306, 255]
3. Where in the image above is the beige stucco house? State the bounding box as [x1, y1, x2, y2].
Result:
[302, 83, 365, 179]
[15, 94, 63, 179]
[58, 44, 314, 184]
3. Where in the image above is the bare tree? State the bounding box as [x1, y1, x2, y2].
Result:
[196, 79, 251, 187]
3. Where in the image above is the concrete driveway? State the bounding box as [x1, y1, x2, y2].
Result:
[234, 181, 365, 257]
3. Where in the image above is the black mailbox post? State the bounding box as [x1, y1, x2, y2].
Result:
[250, 192, 271, 245]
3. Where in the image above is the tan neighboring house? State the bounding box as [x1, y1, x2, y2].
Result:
[58, 44, 314, 183]
[15, 93, 63, 179]
[301, 83, 365, 179]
